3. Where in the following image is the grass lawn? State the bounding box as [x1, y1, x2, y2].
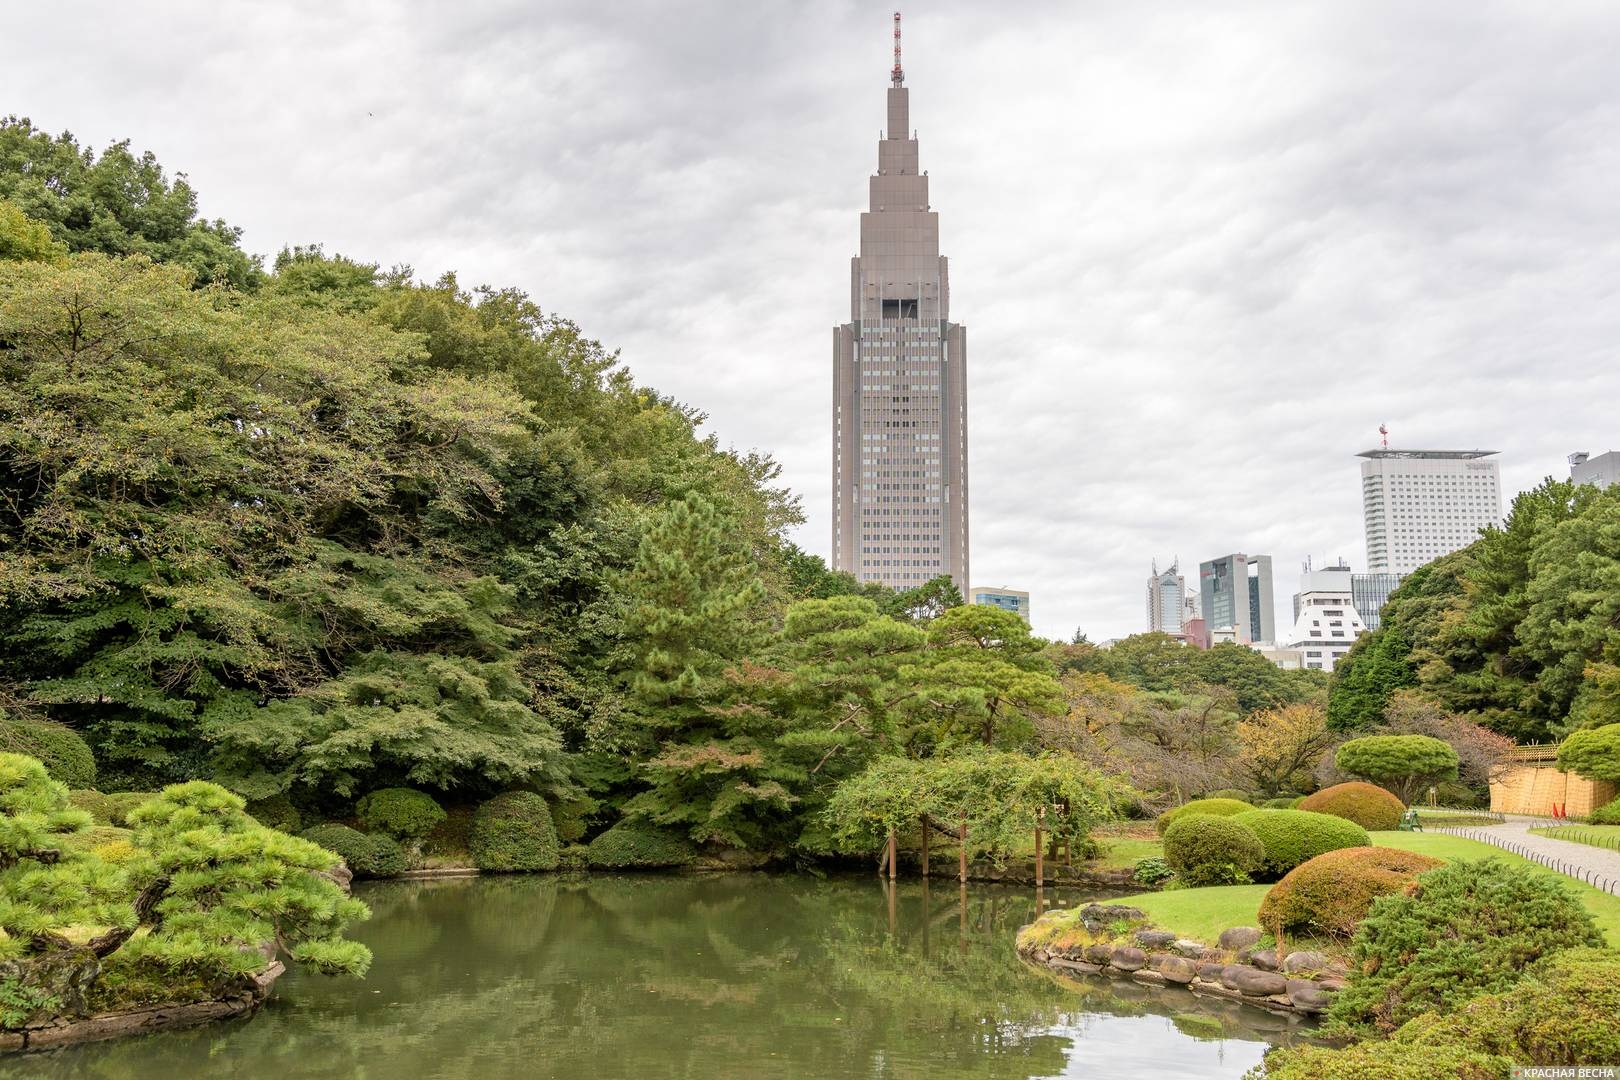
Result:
[1529, 824, 1620, 854]
[1111, 831, 1620, 949]
[1091, 836, 1164, 870]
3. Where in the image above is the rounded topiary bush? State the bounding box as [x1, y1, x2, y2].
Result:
[585, 820, 696, 869]
[1259, 846, 1444, 939]
[1202, 788, 1252, 803]
[1161, 812, 1265, 886]
[356, 787, 446, 840]
[1298, 781, 1405, 830]
[1330, 858, 1604, 1033]
[470, 791, 559, 872]
[300, 823, 408, 878]
[1155, 797, 1253, 836]
[246, 793, 303, 833]
[0, 715, 96, 788]
[1230, 809, 1370, 879]
[1261, 796, 1300, 809]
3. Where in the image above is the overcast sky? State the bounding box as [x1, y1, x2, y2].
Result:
[8, 1, 1620, 641]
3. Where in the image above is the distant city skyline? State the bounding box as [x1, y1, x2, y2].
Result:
[10, 5, 1620, 641]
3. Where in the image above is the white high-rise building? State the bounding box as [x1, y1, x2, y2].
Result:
[1147, 560, 1184, 635]
[1287, 566, 1369, 672]
[1360, 449, 1502, 575]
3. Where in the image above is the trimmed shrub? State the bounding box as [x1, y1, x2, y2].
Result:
[1229, 809, 1369, 879]
[1161, 813, 1265, 886]
[1590, 798, 1620, 825]
[1557, 722, 1620, 782]
[1334, 734, 1458, 804]
[1202, 788, 1252, 803]
[1155, 797, 1253, 836]
[1261, 797, 1299, 809]
[1328, 858, 1604, 1033]
[0, 715, 96, 788]
[356, 787, 446, 840]
[246, 793, 303, 833]
[300, 823, 408, 878]
[1259, 846, 1444, 939]
[1298, 781, 1405, 830]
[470, 791, 560, 872]
[585, 820, 696, 869]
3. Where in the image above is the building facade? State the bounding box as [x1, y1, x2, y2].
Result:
[1147, 560, 1185, 635]
[1360, 449, 1501, 575]
[969, 586, 1029, 624]
[1570, 450, 1620, 490]
[1198, 553, 1275, 646]
[1350, 572, 1402, 631]
[1287, 568, 1370, 672]
[831, 64, 969, 592]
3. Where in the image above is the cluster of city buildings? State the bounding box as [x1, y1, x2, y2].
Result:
[825, 35, 1615, 644]
[1140, 446, 1617, 671]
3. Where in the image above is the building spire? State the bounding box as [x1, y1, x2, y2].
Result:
[891, 11, 904, 87]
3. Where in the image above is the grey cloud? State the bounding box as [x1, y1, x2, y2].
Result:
[5, 0, 1619, 640]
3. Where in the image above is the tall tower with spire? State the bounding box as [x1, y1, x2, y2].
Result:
[831, 14, 969, 592]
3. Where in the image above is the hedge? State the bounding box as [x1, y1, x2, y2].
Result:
[1155, 797, 1253, 836]
[1201, 788, 1252, 803]
[1259, 846, 1444, 940]
[586, 820, 696, 869]
[1297, 782, 1405, 830]
[299, 823, 408, 878]
[356, 787, 446, 840]
[1591, 798, 1620, 825]
[0, 714, 96, 788]
[1162, 813, 1265, 886]
[1329, 858, 1603, 1033]
[470, 791, 560, 872]
[1229, 809, 1370, 879]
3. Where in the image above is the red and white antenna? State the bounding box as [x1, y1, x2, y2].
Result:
[1379, 423, 1389, 448]
[891, 12, 904, 87]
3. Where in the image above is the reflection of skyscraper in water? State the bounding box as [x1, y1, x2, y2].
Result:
[831, 20, 969, 592]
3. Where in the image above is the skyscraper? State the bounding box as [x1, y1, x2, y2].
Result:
[831, 22, 969, 592]
[1147, 560, 1184, 635]
[1198, 553, 1275, 646]
[1359, 449, 1501, 575]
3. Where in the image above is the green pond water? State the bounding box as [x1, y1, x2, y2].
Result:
[7, 874, 1313, 1079]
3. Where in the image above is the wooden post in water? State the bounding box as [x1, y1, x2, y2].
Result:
[920, 814, 929, 877]
[958, 815, 968, 884]
[887, 827, 897, 881]
[1034, 807, 1045, 887]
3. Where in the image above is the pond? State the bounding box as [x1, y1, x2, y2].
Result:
[7, 874, 1312, 1079]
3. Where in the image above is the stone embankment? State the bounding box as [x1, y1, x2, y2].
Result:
[1018, 903, 1344, 1018]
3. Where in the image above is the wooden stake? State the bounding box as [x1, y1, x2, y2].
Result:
[958, 815, 968, 884]
[887, 827, 897, 881]
[920, 814, 929, 876]
[1034, 806, 1045, 886]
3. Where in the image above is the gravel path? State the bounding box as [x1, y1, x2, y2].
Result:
[1435, 816, 1620, 896]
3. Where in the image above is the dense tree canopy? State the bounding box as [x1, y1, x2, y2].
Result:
[1328, 480, 1620, 741]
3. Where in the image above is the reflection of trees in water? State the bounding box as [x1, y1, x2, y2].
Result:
[0, 875, 1302, 1080]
